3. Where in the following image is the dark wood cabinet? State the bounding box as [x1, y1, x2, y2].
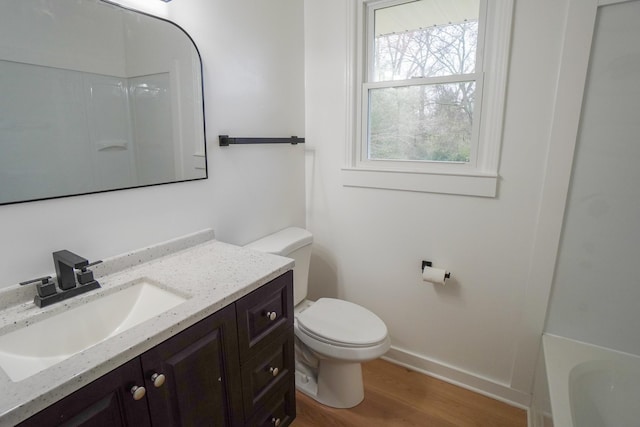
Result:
[17, 358, 151, 427]
[141, 304, 243, 427]
[240, 327, 294, 418]
[17, 271, 295, 427]
[236, 272, 295, 426]
[235, 272, 294, 360]
[246, 380, 296, 427]
[236, 271, 296, 424]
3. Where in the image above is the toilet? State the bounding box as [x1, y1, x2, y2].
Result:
[246, 227, 390, 408]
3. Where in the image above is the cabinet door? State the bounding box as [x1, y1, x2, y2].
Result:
[17, 358, 150, 427]
[140, 304, 243, 427]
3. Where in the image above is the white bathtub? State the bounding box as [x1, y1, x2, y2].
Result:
[543, 334, 640, 427]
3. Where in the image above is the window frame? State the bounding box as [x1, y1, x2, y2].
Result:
[343, 0, 513, 197]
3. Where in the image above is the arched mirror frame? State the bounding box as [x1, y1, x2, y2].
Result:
[0, 0, 207, 206]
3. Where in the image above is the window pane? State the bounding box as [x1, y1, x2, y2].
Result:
[368, 82, 474, 162]
[373, 0, 479, 81]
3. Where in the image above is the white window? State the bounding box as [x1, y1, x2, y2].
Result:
[343, 0, 513, 197]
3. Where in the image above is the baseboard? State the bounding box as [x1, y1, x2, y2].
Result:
[382, 346, 532, 409]
[528, 407, 554, 427]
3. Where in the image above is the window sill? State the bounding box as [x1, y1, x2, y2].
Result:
[341, 167, 498, 197]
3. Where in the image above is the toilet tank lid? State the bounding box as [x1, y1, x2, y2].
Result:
[245, 227, 313, 256]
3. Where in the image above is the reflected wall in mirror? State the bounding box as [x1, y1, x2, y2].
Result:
[0, 0, 206, 205]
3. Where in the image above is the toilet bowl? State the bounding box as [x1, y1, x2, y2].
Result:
[294, 297, 390, 408]
[246, 227, 390, 408]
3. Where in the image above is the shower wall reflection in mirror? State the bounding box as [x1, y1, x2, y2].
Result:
[0, 0, 206, 205]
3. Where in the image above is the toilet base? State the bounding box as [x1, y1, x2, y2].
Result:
[295, 358, 365, 409]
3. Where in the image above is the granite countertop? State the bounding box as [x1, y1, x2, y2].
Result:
[0, 229, 294, 426]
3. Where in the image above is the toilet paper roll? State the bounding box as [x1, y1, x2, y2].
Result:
[422, 266, 449, 285]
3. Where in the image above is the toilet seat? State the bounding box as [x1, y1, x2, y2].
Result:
[296, 298, 388, 347]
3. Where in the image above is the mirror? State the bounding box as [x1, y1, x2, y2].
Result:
[0, 0, 206, 206]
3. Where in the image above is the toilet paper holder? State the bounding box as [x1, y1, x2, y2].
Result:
[421, 261, 451, 279]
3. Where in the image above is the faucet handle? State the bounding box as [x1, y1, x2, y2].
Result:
[19, 276, 52, 287]
[20, 276, 57, 298]
[85, 260, 103, 269]
[76, 260, 103, 285]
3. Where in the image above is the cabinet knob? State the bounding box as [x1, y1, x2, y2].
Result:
[269, 366, 279, 377]
[271, 417, 281, 427]
[266, 311, 277, 321]
[130, 385, 146, 401]
[150, 373, 166, 388]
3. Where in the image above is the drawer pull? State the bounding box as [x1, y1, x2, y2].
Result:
[266, 311, 277, 321]
[151, 373, 166, 388]
[271, 417, 281, 426]
[269, 366, 279, 377]
[130, 385, 146, 401]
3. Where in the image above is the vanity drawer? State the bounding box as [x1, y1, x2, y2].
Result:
[236, 270, 293, 360]
[246, 379, 296, 427]
[241, 328, 294, 417]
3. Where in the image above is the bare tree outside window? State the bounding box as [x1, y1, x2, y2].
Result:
[368, 19, 479, 163]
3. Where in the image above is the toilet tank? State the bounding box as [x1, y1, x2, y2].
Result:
[245, 227, 313, 306]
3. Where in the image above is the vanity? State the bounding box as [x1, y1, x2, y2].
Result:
[0, 230, 296, 426]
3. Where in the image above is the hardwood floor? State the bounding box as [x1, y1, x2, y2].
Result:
[291, 359, 527, 427]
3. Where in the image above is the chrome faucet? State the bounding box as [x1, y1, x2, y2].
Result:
[20, 250, 102, 308]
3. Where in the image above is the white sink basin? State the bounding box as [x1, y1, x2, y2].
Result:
[0, 279, 188, 382]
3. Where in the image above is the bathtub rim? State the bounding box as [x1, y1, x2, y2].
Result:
[542, 333, 640, 427]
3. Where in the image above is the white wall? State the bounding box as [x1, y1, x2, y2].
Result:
[167, 0, 306, 247]
[304, 0, 569, 404]
[545, 0, 640, 357]
[0, 0, 305, 288]
[522, 2, 640, 422]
